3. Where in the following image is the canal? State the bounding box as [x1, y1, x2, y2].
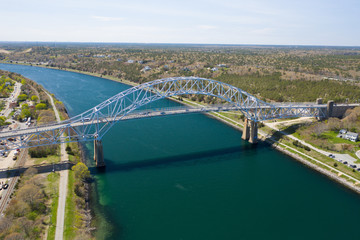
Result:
[1, 63, 360, 240]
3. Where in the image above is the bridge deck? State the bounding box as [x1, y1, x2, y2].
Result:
[0, 103, 327, 139]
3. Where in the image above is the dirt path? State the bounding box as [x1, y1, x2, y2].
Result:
[45, 91, 69, 240]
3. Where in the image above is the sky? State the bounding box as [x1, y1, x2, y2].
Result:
[2, 0, 360, 46]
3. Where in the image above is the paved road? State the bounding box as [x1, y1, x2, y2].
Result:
[46, 92, 69, 240]
[356, 150, 360, 160]
[1, 82, 22, 118]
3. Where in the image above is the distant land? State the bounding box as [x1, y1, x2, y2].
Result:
[0, 41, 359, 50]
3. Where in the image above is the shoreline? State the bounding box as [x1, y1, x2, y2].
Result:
[2, 62, 360, 195]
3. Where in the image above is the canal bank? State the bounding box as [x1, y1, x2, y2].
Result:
[2, 63, 360, 240]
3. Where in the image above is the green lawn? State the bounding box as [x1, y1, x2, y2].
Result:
[321, 131, 359, 145]
[33, 154, 60, 165]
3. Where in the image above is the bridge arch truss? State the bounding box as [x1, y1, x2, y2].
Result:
[0, 77, 326, 151]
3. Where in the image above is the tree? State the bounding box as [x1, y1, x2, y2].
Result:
[0, 116, 9, 126]
[21, 103, 29, 109]
[17, 94, 27, 101]
[35, 103, 47, 110]
[20, 108, 31, 119]
[4, 232, 24, 240]
[72, 162, 90, 181]
[17, 184, 42, 205]
[30, 95, 38, 102]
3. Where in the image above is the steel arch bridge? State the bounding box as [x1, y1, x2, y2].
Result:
[0, 77, 326, 151]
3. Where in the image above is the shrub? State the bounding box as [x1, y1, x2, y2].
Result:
[29, 145, 58, 158]
[66, 145, 74, 155]
[72, 162, 90, 182]
[35, 103, 47, 110]
[31, 95, 38, 102]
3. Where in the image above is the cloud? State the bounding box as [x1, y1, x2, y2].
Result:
[92, 16, 123, 22]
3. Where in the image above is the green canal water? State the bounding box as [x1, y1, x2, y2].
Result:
[1, 63, 360, 240]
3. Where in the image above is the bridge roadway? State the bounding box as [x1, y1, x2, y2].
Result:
[0, 103, 325, 140]
[0, 105, 239, 139]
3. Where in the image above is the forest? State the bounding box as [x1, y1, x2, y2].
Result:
[1, 43, 360, 103]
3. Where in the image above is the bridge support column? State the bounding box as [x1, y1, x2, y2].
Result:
[249, 120, 258, 144]
[242, 118, 250, 140]
[94, 139, 105, 168]
[242, 118, 258, 144]
[327, 100, 334, 118]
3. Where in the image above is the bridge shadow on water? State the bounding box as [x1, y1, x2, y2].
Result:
[90, 143, 266, 174]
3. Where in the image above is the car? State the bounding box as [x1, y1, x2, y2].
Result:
[2, 184, 8, 189]
[161, 112, 166, 115]
[12, 155, 17, 160]
[357, 168, 360, 172]
[343, 161, 348, 165]
[351, 165, 357, 168]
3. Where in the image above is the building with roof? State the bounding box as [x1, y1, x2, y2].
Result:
[337, 129, 359, 142]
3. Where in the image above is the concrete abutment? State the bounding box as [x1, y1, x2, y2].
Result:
[242, 118, 258, 144]
[94, 139, 105, 167]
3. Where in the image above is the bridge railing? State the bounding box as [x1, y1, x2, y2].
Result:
[272, 102, 323, 106]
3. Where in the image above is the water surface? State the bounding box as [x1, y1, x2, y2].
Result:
[1, 63, 360, 240]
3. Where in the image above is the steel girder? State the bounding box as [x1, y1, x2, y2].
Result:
[0, 77, 326, 151]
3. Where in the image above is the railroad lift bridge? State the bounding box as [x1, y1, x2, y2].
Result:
[0, 77, 341, 167]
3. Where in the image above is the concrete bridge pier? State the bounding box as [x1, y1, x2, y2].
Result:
[327, 100, 334, 118]
[242, 118, 250, 140]
[242, 118, 258, 144]
[94, 139, 105, 167]
[249, 120, 258, 144]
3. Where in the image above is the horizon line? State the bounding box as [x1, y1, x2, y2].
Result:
[0, 41, 359, 48]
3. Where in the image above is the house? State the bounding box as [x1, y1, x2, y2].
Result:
[338, 129, 359, 142]
[217, 64, 227, 68]
[211, 67, 218, 72]
[141, 66, 151, 72]
[339, 129, 347, 134]
[127, 60, 134, 63]
[345, 132, 359, 142]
